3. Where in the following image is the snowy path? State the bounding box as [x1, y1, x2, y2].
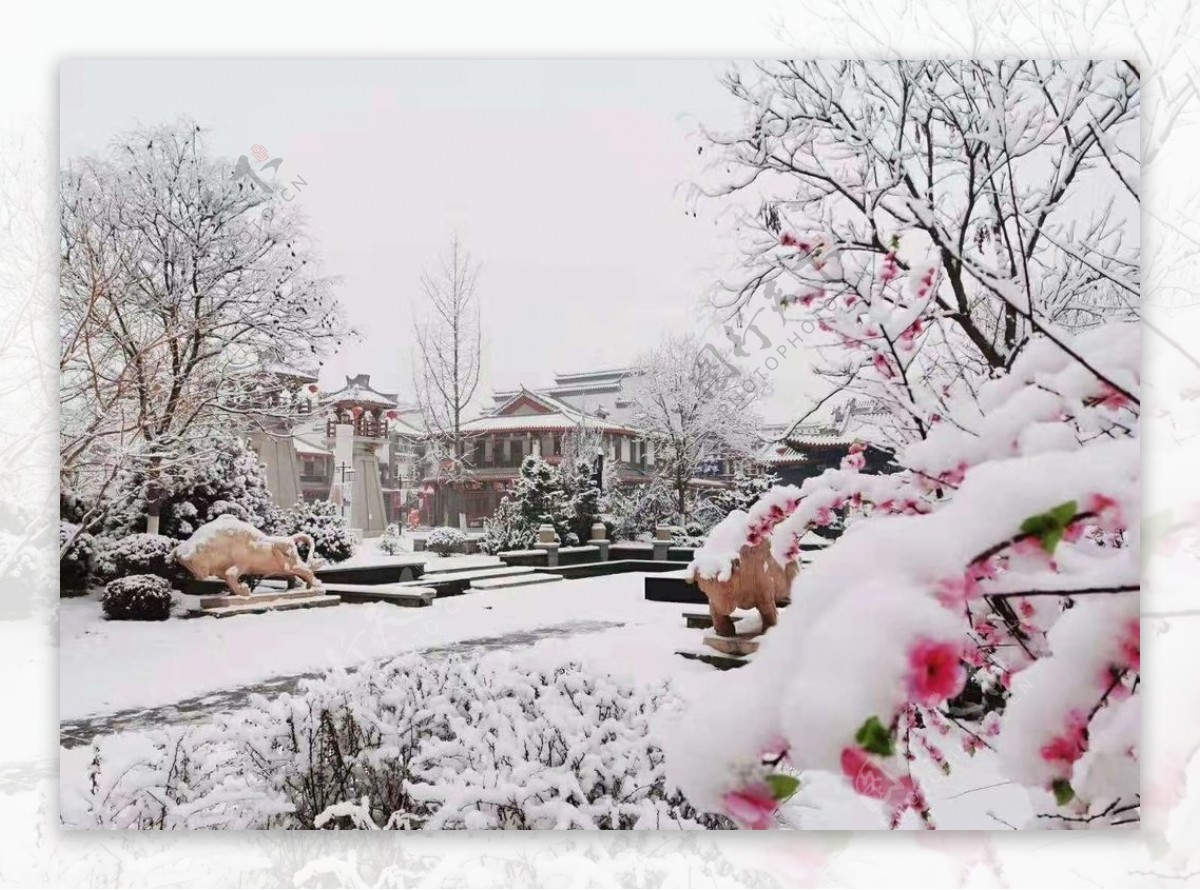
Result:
[60, 618, 624, 748]
[60, 571, 710, 723]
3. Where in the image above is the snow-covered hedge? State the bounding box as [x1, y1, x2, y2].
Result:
[425, 526, 465, 556]
[67, 654, 732, 830]
[101, 574, 174, 621]
[268, 500, 354, 563]
[93, 533, 184, 586]
[60, 521, 95, 593]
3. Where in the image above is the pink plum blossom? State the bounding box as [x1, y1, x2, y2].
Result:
[906, 638, 966, 706]
[722, 783, 778, 830]
[841, 746, 913, 806]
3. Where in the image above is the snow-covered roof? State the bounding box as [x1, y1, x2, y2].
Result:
[462, 386, 638, 435]
[294, 436, 332, 456]
[782, 396, 889, 448]
[323, 373, 398, 409]
[460, 412, 636, 435]
[755, 441, 809, 465]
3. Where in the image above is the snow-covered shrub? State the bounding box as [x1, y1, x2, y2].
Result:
[673, 324, 1140, 830]
[605, 477, 680, 542]
[480, 456, 572, 554]
[60, 521, 95, 593]
[377, 523, 405, 555]
[101, 574, 174, 621]
[103, 434, 275, 539]
[268, 500, 354, 563]
[701, 469, 782, 530]
[425, 526, 465, 557]
[68, 654, 733, 830]
[93, 533, 184, 586]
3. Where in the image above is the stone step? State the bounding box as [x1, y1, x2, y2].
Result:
[702, 634, 760, 657]
[322, 583, 435, 607]
[417, 564, 533, 582]
[469, 574, 564, 591]
[191, 593, 341, 619]
[419, 556, 505, 575]
[683, 612, 748, 630]
[674, 649, 750, 671]
[196, 587, 322, 610]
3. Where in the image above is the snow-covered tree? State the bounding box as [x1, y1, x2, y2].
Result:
[102, 434, 274, 540]
[411, 233, 483, 527]
[698, 61, 1139, 449]
[267, 500, 355, 564]
[60, 120, 347, 538]
[704, 467, 782, 523]
[479, 456, 571, 553]
[668, 63, 1141, 829]
[626, 332, 760, 521]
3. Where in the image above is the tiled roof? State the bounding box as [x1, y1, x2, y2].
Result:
[323, 374, 398, 409]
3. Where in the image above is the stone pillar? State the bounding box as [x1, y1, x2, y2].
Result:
[251, 430, 302, 509]
[588, 521, 610, 562]
[653, 524, 672, 561]
[535, 523, 560, 567]
[352, 448, 389, 537]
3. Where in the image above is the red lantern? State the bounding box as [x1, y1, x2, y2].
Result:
[386, 409, 398, 420]
[350, 405, 364, 419]
[307, 383, 319, 394]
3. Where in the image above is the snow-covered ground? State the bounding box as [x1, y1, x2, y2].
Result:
[60, 566, 1032, 829]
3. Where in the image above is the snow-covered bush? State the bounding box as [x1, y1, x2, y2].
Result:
[101, 574, 174, 621]
[93, 533, 184, 586]
[672, 324, 1140, 830]
[605, 477, 680, 542]
[60, 521, 95, 593]
[377, 523, 405, 555]
[103, 434, 274, 539]
[268, 500, 354, 563]
[425, 526, 465, 557]
[702, 469, 782, 529]
[479, 455, 603, 554]
[68, 654, 733, 830]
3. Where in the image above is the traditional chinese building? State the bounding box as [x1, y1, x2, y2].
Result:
[418, 384, 654, 528]
[756, 397, 893, 484]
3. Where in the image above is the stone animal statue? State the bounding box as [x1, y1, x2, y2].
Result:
[174, 514, 320, 597]
[693, 540, 795, 637]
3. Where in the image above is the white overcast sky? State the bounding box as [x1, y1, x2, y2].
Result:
[61, 61, 810, 416]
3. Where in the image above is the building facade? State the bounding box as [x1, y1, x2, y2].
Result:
[417, 386, 653, 528]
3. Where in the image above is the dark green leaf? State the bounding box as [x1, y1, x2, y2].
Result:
[766, 773, 800, 802]
[1052, 778, 1075, 806]
[1020, 500, 1078, 554]
[854, 715, 895, 757]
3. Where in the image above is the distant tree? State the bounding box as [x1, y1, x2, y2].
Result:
[411, 233, 483, 527]
[626, 332, 760, 521]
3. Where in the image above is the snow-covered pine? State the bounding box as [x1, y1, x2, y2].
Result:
[267, 500, 355, 564]
[101, 434, 275, 540]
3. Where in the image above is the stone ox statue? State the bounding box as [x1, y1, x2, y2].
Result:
[174, 514, 320, 597]
[692, 540, 797, 637]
